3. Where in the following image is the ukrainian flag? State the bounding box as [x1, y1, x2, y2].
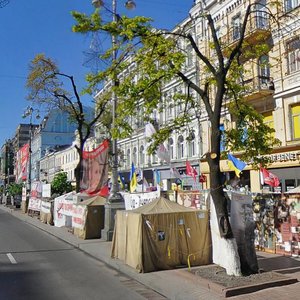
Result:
[130, 163, 137, 193]
[227, 154, 246, 177]
[118, 173, 125, 190]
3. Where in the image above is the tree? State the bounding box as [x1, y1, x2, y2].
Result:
[51, 172, 73, 197]
[72, 2, 282, 275]
[6, 182, 23, 197]
[26, 54, 111, 193]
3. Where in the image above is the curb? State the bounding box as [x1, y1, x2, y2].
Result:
[223, 276, 298, 298]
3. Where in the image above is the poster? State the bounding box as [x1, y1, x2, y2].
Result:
[53, 193, 74, 227]
[123, 190, 160, 210]
[72, 205, 87, 230]
[28, 181, 42, 212]
[41, 201, 51, 214]
[80, 139, 109, 194]
[177, 190, 209, 210]
[15, 143, 29, 183]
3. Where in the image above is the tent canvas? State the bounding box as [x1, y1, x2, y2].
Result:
[73, 195, 106, 239]
[111, 197, 211, 273]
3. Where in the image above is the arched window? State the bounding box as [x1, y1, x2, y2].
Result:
[126, 149, 130, 168]
[119, 150, 125, 168]
[177, 135, 184, 159]
[186, 44, 193, 67]
[152, 153, 157, 164]
[187, 131, 196, 157]
[168, 138, 174, 159]
[139, 145, 145, 165]
[132, 147, 137, 165]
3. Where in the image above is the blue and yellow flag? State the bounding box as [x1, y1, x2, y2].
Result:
[129, 163, 137, 193]
[227, 154, 246, 177]
[118, 173, 125, 190]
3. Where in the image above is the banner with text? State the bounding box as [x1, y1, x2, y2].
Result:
[122, 190, 160, 210]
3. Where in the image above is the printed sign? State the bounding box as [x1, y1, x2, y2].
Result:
[28, 198, 42, 212]
[123, 190, 160, 210]
[41, 201, 51, 214]
[72, 204, 87, 230]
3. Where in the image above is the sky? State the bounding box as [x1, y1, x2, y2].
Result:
[0, 0, 193, 146]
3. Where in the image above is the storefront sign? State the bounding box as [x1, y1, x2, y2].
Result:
[267, 151, 300, 163]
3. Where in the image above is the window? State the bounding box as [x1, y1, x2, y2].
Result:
[186, 44, 193, 67]
[177, 135, 184, 159]
[152, 153, 157, 163]
[126, 149, 130, 168]
[258, 55, 270, 81]
[132, 147, 137, 165]
[139, 145, 145, 165]
[286, 38, 300, 74]
[255, 0, 268, 29]
[168, 138, 174, 159]
[285, 0, 300, 12]
[166, 93, 173, 119]
[291, 104, 300, 139]
[232, 15, 241, 41]
[187, 131, 196, 157]
[263, 112, 275, 138]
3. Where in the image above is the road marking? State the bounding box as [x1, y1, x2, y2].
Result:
[7, 253, 17, 264]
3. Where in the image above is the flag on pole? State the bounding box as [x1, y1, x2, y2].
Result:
[130, 163, 137, 193]
[260, 167, 280, 187]
[186, 160, 198, 182]
[118, 173, 125, 190]
[144, 123, 170, 163]
[227, 154, 246, 177]
[157, 144, 170, 164]
[154, 169, 161, 186]
[170, 167, 182, 179]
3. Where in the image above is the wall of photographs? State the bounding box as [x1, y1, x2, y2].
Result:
[253, 192, 300, 256]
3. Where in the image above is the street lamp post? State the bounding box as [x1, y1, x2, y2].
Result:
[92, 0, 136, 241]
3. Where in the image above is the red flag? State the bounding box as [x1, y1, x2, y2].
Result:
[99, 184, 109, 197]
[260, 167, 280, 187]
[186, 160, 198, 182]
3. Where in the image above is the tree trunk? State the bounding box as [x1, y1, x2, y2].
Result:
[75, 152, 83, 193]
[208, 115, 258, 275]
[74, 145, 84, 193]
[75, 162, 81, 193]
[210, 199, 242, 276]
[207, 122, 233, 239]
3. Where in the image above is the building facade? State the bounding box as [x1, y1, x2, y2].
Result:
[196, 0, 300, 193]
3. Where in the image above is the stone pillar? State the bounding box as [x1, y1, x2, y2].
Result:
[101, 193, 125, 241]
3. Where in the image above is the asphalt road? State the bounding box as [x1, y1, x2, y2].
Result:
[0, 210, 158, 300]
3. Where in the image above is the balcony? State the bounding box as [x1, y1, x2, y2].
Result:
[242, 76, 274, 101]
[220, 15, 271, 54]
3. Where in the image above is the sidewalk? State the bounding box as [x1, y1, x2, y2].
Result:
[1, 204, 300, 300]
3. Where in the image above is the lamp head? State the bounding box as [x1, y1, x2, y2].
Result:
[125, 0, 136, 10]
[92, 0, 104, 8]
